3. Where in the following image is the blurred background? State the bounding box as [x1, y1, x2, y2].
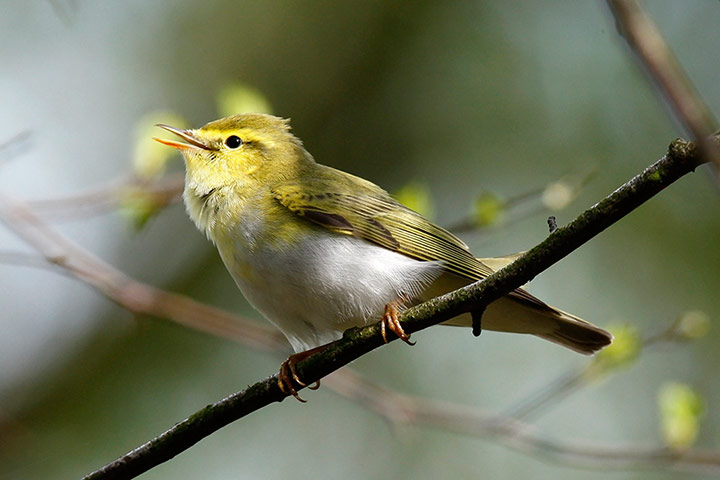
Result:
[1, 1, 719, 479]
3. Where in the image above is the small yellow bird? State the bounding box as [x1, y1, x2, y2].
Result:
[155, 113, 612, 399]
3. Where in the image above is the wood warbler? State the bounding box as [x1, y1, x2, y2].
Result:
[155, 113, 612, 399]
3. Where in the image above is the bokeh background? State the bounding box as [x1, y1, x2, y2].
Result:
[1, 1, 719, 479]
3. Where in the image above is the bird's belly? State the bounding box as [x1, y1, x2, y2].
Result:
[219, 231, 442, 352]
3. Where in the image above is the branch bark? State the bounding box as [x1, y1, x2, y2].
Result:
[80, 136, 710, 480]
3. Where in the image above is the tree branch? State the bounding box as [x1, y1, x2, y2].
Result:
[79, 136, 710, 479]
[0, 192, 285, 353]
[606, 0, 720, 169]
[0, 130, 33, 165]
[326, 369, 720, 476]
[502, 316, 691, 420]
[2, 148, 716, 476]
[25, 173, 183, 221]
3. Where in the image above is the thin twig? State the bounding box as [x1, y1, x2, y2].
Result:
[606, 0, 720, 170]
[25, 173, 183, 221]
[0, 250, 58, 270]
[77, 136, 709, 479]
[0, 131, 33, 165]
[447, 169, 596, 234]
[502, 317, 689, 420]
[326, 369, 720, 476]
[0, 193, 285, 353]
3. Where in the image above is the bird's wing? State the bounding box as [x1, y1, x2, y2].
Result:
[273, 175, 609, 352]
[272, 180, 494, 280]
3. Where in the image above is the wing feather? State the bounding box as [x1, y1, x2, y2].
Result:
[273, 169, 592, 323]
[272, 180, 494, 280]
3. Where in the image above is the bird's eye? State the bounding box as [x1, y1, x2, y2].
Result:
[225, 135, 243, 149]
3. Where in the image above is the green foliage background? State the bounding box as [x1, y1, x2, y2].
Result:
[0, 1, 718, 479]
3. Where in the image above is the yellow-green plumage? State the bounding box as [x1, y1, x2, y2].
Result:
[273, 181, 495, 280]
[156, 113, 612, 354]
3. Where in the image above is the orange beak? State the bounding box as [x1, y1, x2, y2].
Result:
[153, 124, 212, 150]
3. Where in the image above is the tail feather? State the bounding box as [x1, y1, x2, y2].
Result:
[440, 293, 613, 355]
[535, 308, 613, 355]
[431, 266, 613, 355]
[476, 255, 613, 354]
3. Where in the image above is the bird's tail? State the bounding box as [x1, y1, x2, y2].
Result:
[532, 305, 613, 355]
[434, 253, 612, 353]
[443, 296, 613, 355]
[481, 254, 613, 354]
[467, 294, 613, 353]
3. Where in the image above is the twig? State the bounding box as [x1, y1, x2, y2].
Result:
[77, 136, 709, 479]
[0, 193, 285, 353]
[606, 0, 720, 170]
[502, 317, 686, 420]
[326, 369, 720, 476]
[547, 216, 558, 233]
[0, 250, 58, 270]
[0, 131, 33, 165]
[447, 169, 596, 234]
[25, 173, 183, 221]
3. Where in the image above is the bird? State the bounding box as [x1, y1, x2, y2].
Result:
[154, 113, 612, 400]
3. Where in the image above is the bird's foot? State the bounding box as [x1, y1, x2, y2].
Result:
[278, 346, 324, 402]
[380, 302, 415, 345]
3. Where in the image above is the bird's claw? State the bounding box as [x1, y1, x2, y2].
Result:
[277, 347, 325, 402]
[381, 303, 415, 345]
[278, 358, 306, 402]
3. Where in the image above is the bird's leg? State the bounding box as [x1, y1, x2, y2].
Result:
[381, 301, 416, 346]
[278, 345, 326, 402]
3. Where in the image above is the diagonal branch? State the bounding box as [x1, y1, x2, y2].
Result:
[606, 0, 720, 170]
[25, 173, 183, 221]
[3, 154, 718, 476]
[79, 136, 710, 480]
[327, 369, 720, 476]
[0, 192, 285, 353]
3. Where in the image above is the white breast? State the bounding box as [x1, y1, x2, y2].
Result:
[220, 230, 442, 352]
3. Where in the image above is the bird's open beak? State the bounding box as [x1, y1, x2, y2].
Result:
[153, 124, 212, 150]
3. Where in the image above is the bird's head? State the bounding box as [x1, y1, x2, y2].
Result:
[154, 113, 311, 193]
